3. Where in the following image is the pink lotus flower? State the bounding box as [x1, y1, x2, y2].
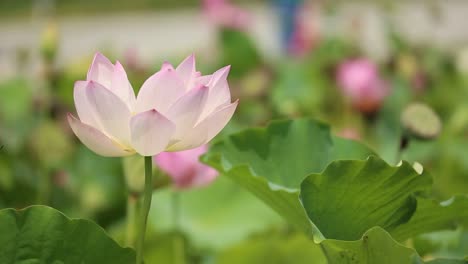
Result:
[202, 0, 251, 30]
[338, 127, 361, 141]
[288, 3, 319, 57]
[68, 53, 238, 157]
[337, 58, 388, 113]
[155, 145, 218, 189]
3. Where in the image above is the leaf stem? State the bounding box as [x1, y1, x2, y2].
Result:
[136, 156, 153, 264]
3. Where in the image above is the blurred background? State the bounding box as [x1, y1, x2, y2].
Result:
[0, 0, 467, 262]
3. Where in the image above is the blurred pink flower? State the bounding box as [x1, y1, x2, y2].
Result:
[123, 48, 145, 72]
[202, 0, 251, 30]
[411, 71, 427, 93]
[155, 145, 218, 189]
[288, 4, 319, 57]
[68, 53, 238, 157]
[338, 128, 361, 141]
[337, 58, 388, 113]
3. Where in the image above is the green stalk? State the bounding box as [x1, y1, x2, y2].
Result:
[37, 167, 50, 205]
[136, 156, 153, 264]
[172, 191, 185, 264]
[173, 235, 185, 264]
[172, 191, 180, 229]
[126, 194, 139, 248]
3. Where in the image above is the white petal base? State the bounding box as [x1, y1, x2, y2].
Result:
[68, 113, 135, 157]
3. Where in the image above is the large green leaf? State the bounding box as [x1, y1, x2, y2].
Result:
[301, 157, 432, 240]
[425, 259, 468, 264]
[70, 146, 126, 221]
[203, 119, 375, 240]
[217, 227, 466, 264]
[321, 227, 422, 264]
[217, 232, 326, 264]
[216, 227, 467, 264]
[321, 227, 467, 264]
[205, 118, 468, 244]
[0, 205, 135, 263]
[208, 118, 333, 189]
[330, 136, 376, 161]
[322, 227, 467, 264]
[391, 196, 468, 241]
[219, 165, 320, 238]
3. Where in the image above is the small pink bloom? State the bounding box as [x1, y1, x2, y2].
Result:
[123, 48, 145, 72]
[202, 0, 251, 30]
[288, 4, 319, 57]
[68, 53, 238, 157]
[411, 71, 427, 93]
[155, 145, 218, 189]
[337, 58, 389, 113]
[338, 128, 361, 141]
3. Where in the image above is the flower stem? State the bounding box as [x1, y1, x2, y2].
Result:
[126, 193, 139, 248]
[395, 134, 410, 164]
[37, 168, 50, 205]
[172, 191, 180, 229]
[172, 191, 185, 264]
[136, 156, 153, 264]
[173, 234, 185, 264]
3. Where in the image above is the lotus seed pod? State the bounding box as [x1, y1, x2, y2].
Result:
[401, 103, 442, 140]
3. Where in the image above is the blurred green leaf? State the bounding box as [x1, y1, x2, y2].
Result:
[0, 205, 135, 263]
[0, 78, 35, 151]
[0, 158, 13, 191]
[0, 157, 38, 208]
[272, 62, 324, 116]
[391, 196, 468, 241]
[29, 120, 73, 168]
[71, 146, 126, 222]
[203, 119, 375, 239]
[151, 176, 282, 250]
[425, 259, 468, 264]
[322, 226, 466, 263]
[330, 136, 376, 161]
[217, 232, 326, 264]
[144, 231, 188, 264]
[413, 229, 468, 260]
[0, 78, 33, 122]
[218, 227, 466, 264]
[270, 38, 355, 117]
[321, 227, 422, 264]
[123, 155, 171, 194]
[123, 155, 145, 194]
[219, 28, 262, 78]
[374, 77, 412, 164]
